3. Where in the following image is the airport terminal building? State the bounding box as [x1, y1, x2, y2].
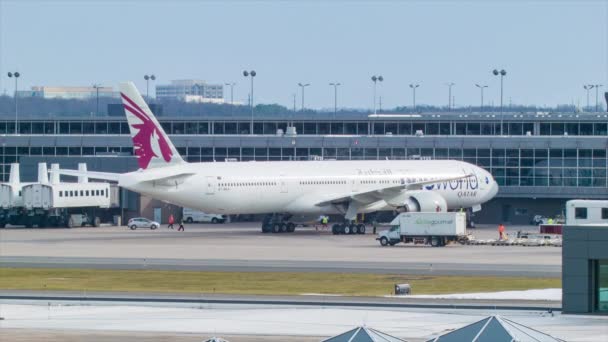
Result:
[2, 111, 607, 224]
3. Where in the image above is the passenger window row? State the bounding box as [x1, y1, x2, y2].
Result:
[300, 180, 348, 185]
[299, 179, 401, 185]
[58, 189, 107, 198]
[219, 182, 277, 187]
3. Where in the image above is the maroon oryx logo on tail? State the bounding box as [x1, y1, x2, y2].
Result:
[121, 93, 173, 169]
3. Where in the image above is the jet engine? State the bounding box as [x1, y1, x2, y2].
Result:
[386, 190, 448, 212]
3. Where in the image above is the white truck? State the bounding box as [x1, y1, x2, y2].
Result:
[182, 207, 226, 224]
[565, 199, 608, 226]
[377, 212, 467, 247]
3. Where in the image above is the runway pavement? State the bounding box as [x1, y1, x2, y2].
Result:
[1, 298, 602, 342]
[0, 255, 560, 277]
[0, 223, 561, 277]
[0, 289, 561, 310]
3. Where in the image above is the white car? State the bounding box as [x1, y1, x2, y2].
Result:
[128, 217, 159, 230]
[182, 208, 226, 224]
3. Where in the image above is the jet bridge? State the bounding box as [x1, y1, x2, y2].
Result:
[1, 163, 119, 228]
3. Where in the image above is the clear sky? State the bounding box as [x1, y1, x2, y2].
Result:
[0, 0, 606, 110]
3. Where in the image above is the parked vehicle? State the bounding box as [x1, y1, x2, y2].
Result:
[67, 213, 101, 228]
[565, 200, 608, 226]
[128, 217, 159, 230]
[531, 215, 548, 225]
[182, 208, 226, 224]
[377, 212, 467, 247]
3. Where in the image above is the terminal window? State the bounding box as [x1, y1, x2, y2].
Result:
[597, 260, 608, 312]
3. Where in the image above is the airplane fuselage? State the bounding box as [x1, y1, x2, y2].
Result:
[119, 159, 498, 216]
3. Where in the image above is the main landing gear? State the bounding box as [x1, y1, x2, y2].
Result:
[261, 214, 296, 234]
[331, 222, 366, 235]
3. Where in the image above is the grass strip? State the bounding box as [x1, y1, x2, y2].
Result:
[0, 268, 560, 297]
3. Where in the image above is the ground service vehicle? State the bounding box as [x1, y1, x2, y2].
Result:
[182, 208, 226, 223]
[128, 217, 159, 230]
[565, 200, 608, 226]
[377, 212, 467, 247]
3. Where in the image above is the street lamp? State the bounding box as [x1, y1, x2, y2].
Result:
[224, 82, 236, 106]
[243, 70, 256, 134]
[298, 82, 310, 112]
[409, 84, 420, 111]
[492, 69, 507, 134]
[593, 84, 603, 112]
[371, 75, 383, 115]
[143, 74, 156, 100]
[329, 82, 341, 119]
[445, 82, 455, 111]
[7, 72, 20, 134]
[475, 84, 488, 112]
[92, 84, 101, 117]
[583, 85, 594, 112]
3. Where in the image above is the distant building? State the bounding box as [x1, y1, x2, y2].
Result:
[156, 80, 224, 103]
[17, 86, 117, 99]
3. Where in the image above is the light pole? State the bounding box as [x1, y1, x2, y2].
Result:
[243, 70, 256, 135]
[225, 82, 236, 116]
[409, 84, 420, 111]
[298, 83, 310, 112]
[144, 74, 156, 100]
[445, 82, 455, 111]
[493, 69, 507, 134]
[329, 82, 341, 119]
[475, 84, 488, 112]
[583, 85, 594, 112]
[92, 84, 101, 117]
[593, 84, 603, 112]
[371, 75, 383, 115]
[7, 72, 20, 134]
[224, 82, 235, 106]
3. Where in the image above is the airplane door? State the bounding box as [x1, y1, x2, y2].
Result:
[351, 178, 359, 192]
[206, 176, 216, 195]
[280, 177, 288, 193]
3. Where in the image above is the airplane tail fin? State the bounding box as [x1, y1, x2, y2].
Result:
[118, 82, 185, 170]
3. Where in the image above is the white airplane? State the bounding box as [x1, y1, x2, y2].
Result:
[56, 82, 498, 234]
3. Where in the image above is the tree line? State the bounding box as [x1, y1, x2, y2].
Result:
[0, 95, 585, 119]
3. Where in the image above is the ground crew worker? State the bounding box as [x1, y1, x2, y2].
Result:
[547, 217, 554, 224]
[498, 223, 505, 240]
[321, 216, 328, 230]
[168, 214, 175, 229]
[178, 219, 185, 231]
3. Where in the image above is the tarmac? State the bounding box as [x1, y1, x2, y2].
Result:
[0, 222, 561, 277]
[0, 222, 573, 342]
[1, 299, 604, 342]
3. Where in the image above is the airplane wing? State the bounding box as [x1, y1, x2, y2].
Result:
[139, 172, 196, 188]
[315, 173, 474, 207]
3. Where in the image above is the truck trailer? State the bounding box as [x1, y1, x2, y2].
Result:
[377, 212, 468, 247]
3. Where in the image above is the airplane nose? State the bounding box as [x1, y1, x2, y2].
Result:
[487, 175, 499, 200]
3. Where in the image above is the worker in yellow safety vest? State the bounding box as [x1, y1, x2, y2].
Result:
[321, 216, 328, 229]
